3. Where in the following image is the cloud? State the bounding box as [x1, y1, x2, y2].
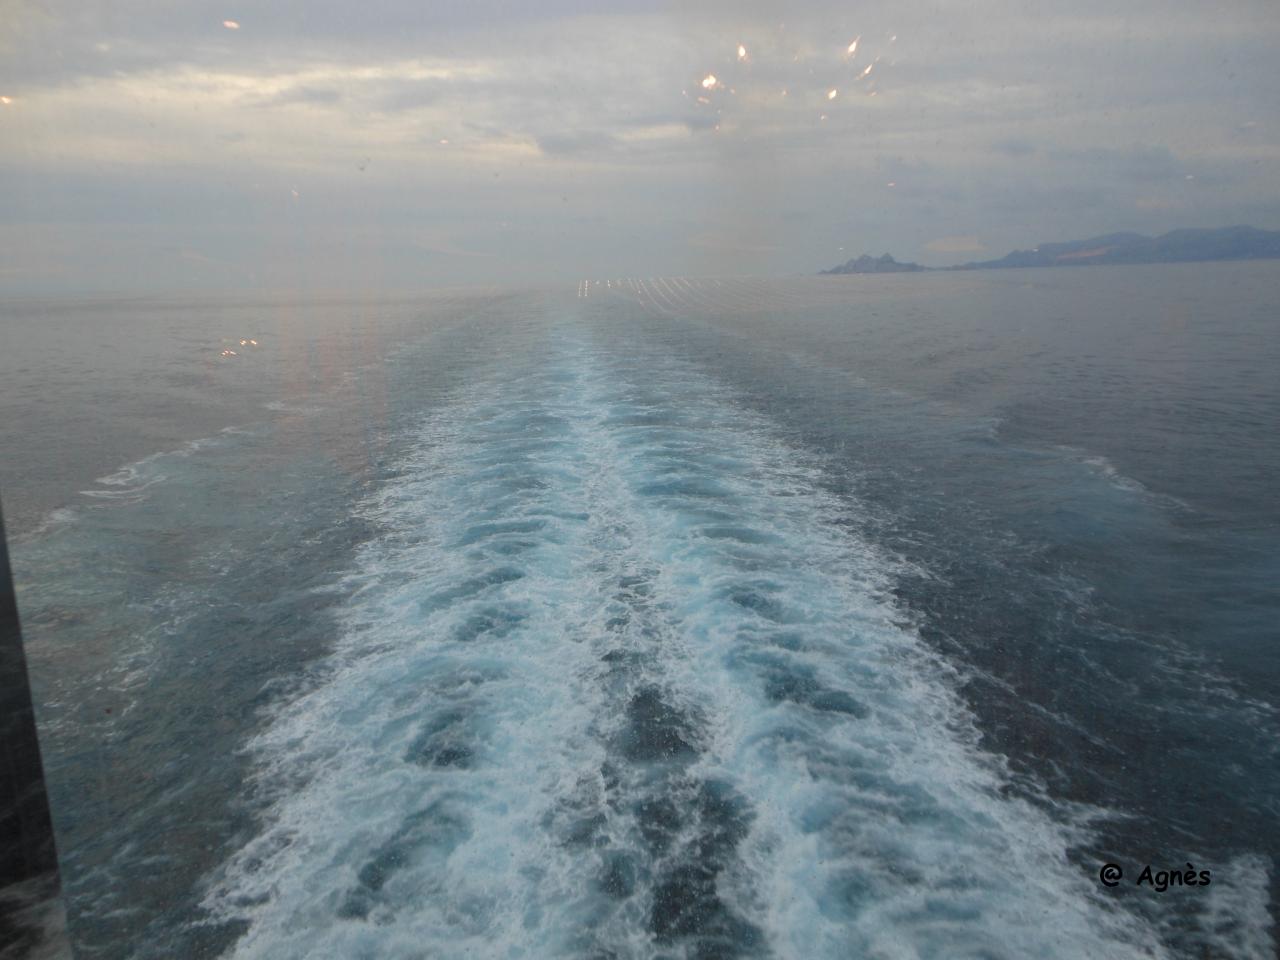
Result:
[992, 138, 1036, 158]
[262, 85, 344, 107]
[535, 130, 617, 157]
[2, 0, 1280, 293]
[1054, 143, 1184, 183]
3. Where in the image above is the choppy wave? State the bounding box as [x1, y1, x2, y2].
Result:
[74, 428, 251, 506]
[202, 330, 1178, 959]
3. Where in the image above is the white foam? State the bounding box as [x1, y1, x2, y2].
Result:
[1079, 453, 1148, 494]
[263, 401, 324, 415]
[205, 351, 622, 957]
[1061, 446, 1192, 510]
[79, 475, 168, 500]
[78, 431, 246, 505]
[21, 507, 78, 541]
[202, 330, 1219, 959]
[1189, 855, 1275, 959]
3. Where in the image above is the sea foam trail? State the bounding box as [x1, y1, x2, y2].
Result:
[204, 321, 1168, 959]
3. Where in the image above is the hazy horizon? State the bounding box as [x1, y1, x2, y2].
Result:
[3, 0, 1279, 296]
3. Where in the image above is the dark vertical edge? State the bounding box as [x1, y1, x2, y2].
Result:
[0, 502, 71, 959]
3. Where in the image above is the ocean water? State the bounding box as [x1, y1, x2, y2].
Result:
[1, 264, 1277, 959]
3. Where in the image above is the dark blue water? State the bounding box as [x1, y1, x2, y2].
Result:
[2, 265, 1277, 958]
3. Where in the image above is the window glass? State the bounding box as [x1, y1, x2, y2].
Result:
[2, 3, 1278, 958]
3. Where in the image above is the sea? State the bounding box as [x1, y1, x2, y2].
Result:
[1, 262, 1277, 959]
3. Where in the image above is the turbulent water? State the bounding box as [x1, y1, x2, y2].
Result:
[2, 265, 1278, 958]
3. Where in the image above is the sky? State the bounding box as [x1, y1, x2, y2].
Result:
[1, 0, 1278, 295]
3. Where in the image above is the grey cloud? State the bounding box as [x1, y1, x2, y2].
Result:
[371, 82, 446, 113]
[992, 138, 1036, 157]
[682, 113, 719, 132]
[1053, 144, 1183, 183]
[263, 85, 344, 107]
[3, 0, 1280, 294]
[535, 131, 618, 157]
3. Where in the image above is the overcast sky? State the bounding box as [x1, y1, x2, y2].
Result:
[2, 0, 1278, 295]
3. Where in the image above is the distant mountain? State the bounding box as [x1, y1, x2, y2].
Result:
[951, 225, 1280, 270]
[820, 226, 1280, 276]
[821, 253, 925, 275]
